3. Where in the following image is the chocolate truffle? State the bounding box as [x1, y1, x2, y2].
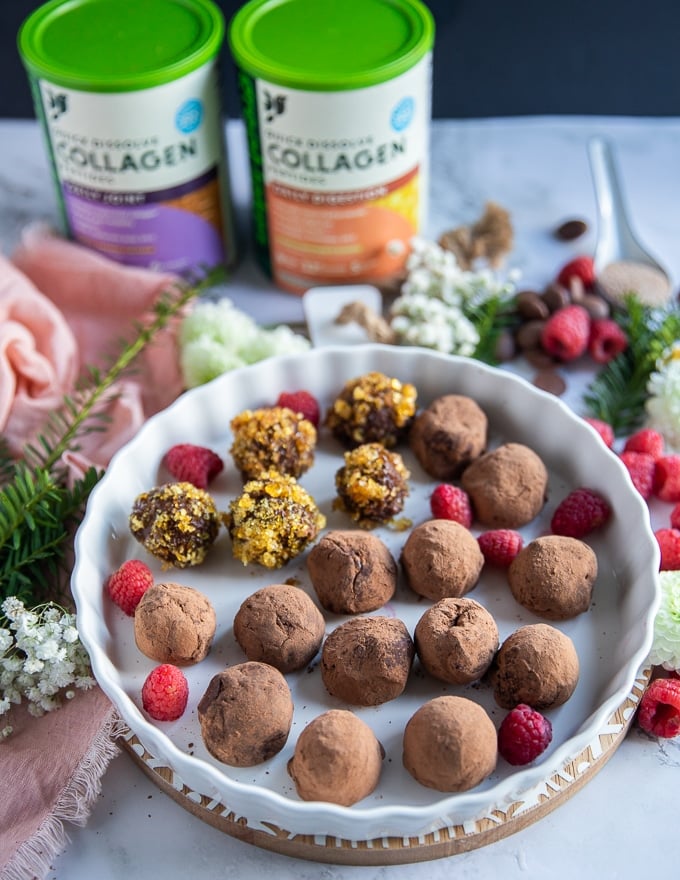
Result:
[403, 696, 497, 792]
[334, 442, 410, 527]
[490, 623, 580, 710]
[461, 442, 548, 528]
[226, 469, 326, 568]
[321, 616, 414, 706]
[233, 584, 325, 673]
[409, 394, 488, 479]
[400, 519, 484, 601]
[508, 535, 598, 620]
[129, 481, 221, 568]
[307, 530, 398, 614]
[415, 597, 499, 684]
[134, 581, 216, 665]
[197, 662, 293, 766]
[229, 406, 316, 481]
[325, 371, 417, 448]
[287, 710, 384, 806]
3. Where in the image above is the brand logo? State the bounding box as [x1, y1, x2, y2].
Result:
[263, 90, 286, 123]
[46, 90, 68, 121]
[176, 99, 203, 134]
[391, 97, 414, 132]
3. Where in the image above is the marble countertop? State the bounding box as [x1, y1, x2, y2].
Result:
[3, 116, 680, 879]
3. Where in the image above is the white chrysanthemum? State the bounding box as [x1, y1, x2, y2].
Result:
[648, 570, 680, 670]
[180, 338, 247, 387]
[179, 298, 259, 348]
[646, 350, 680, 451]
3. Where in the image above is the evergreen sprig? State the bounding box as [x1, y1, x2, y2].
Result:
[0, 268, 222, 608]
[583, 295, 680, 435]
[467, 294, 520, 365]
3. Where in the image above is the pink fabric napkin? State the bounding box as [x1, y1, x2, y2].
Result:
[0, 227, 191, 879]
[2, 223, 185, 477]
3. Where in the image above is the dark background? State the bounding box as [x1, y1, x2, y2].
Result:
[3, 0, 679, 119]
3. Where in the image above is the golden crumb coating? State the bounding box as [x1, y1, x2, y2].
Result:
[230, 406, 317, 480]
[334, 442, 410, 527]
[325, 371, 417, 448]
[226, 469, 326, 568]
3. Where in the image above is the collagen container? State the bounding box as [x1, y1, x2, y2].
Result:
[229, 0, 435, 294]
[18, 0, 237, 275]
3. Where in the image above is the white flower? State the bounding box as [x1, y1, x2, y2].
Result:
[648, 570, 680, 671]
[646, 344, 680, 451]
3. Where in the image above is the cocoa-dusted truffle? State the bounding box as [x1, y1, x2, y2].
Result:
[233, 584, 325, 673]
[490, 623, 580, 710]
[403, 696, 497, 792]
[129, 481, 221, 568]
[334, 442, 410, 527]
[287, 710, 384, 806]
[321, 616, 414, 706]
[409, 394, 488, 479]
[197, 662, 293, 767]
[134, 581, 216, 665]
[461, 442, 548, 528]
[508, 535, 598, 620]
[307, 530, 398, 614]
[226, 469, 326, 568]
[401, 519, 484, 601]
[325, 371, 417, 448]
[229, 406, 316, 481]
[415, 597, 499, 684]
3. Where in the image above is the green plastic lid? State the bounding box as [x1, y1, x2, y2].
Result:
[229, 0, 435, 91]
[18, 0, 224, 91]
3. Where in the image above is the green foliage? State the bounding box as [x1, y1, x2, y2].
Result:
[583, 296, 680, 435]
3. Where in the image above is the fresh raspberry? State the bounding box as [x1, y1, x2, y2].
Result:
[540, 304, 591, 361]
[582, 417, 615, 448]
[654, 454, 680, 503]
[637, 677, 680, 738]
[141, 664, 189, 722]
[623, 428, 665, 460]
[477, 529, 524, 566]
[619, 450, 655, 499]
[587, 318, 628, 364]
[164, 443, 224, 489]
[655, 528, 680, 571]
[430, 483, 473, 528]
[106, 559, 154, 616]
[556, 255, 595, 289]
[670, 503, 680, 530]
[550, 487, 612, 538]
[497, 704, 553, 765]
[275, 390, 320, 427]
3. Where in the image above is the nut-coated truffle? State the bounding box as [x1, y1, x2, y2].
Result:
[334, 442, 410, 527]
[325, 371, 417, 448]
[409, 394, 488, 479]
[229, 406, 316, 480]
[490, 623, 580, 710]
[134, 581, 216, 666]
[403, 696, 497, 792]
[129, 481, 221, 568]
[508, 535, 598, 620]
[321, 616, 414, 706]
[226, 469, 326, 568]
[461, 442, 548, 528]
[400, 519, 484, 601]
[287, 710, 384, 806]
[197, 662, 294, 766]
[233, 584, 325, 672]
[415, 597, 499, 684]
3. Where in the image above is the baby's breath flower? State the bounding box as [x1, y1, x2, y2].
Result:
[648, 571, 680, 671]
[388, 237, 517, 357]
[646, 343, 680, 451]
[0, 597, 93, 738]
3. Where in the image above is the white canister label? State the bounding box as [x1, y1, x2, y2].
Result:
[37, 62, 234, 274]
[250, 54, 431, 293]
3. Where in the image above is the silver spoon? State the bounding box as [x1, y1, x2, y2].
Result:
[587, 136, 672, 306]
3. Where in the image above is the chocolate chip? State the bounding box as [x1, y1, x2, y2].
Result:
[515, 319, 546, 351]
[554, 219, 588, 241]
[494, 329, 517, 362]
[516, 290, 550, 320]
[532, 368, 566, 396]
[580, 293, 611, 319]
[542, 283, 571, 312]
